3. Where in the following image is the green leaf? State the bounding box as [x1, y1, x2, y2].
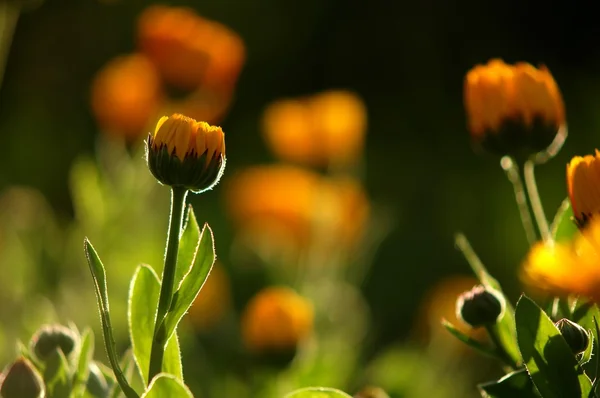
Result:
[478, 369, 539, 398]
[43, 349, 71, 398]
[284, 387, 352, 398]
[72, 328, 94, 398]
[551, 198, 578, 243]
[163, 223, 215, 342]
[515, 295, 585, 397]
[128, 264, 183, 385]
[572, 301, 600, 376]
[141, 374, 193, 398]
[174, 205, 200, 288]
[454, 233, 521, 367]
[84, 238, 139, 398]
[441, 319, 496, 358]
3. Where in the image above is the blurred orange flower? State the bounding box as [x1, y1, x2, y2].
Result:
[522, 219, 600, 301]
[414, 276, 487, 346]
[225, 165, 369, 250]
[567, 151, 600, 226]
[186, 264, 231, 331]
[262, 90, 367, 167]
[241, 286, 313, 352]
[464, 59, 564, 155]
[91, 54, 162, 140]
[137, 5, 245, 93]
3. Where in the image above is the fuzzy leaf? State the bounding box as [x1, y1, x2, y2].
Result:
[141, 374, 193, 398]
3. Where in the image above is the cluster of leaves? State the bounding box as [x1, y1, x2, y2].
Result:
[445, 202, 600, 398]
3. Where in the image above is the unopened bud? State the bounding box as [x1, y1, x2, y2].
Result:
[0, 357, 44, 398]
[30, 324, 77, 361]
[555, 318, 589, 354]
[456, 285, 505, 328]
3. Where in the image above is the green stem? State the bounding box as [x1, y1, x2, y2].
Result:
[500, 156, 537, 245]
[485, 325, 518, 369]
[148, 186, 188, 382]
[524, 159, 550, 242]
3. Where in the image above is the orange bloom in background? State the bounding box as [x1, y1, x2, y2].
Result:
[414, 276, 487, 346]
[186, 264, 231, 331]
[522, 218, 600, 301]
[464, 59, 565, 155]
[91, 54, 162, 140]
[567, 151, 600, 226]
[137, 5, 245, 93]
[225, 165, 370, 250]
[241, 286, 313, 352]
[262, 90, 367, 167]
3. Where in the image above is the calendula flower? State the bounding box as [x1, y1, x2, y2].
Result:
[91, 54, 162, 140]
[567, 151, 600, 226]
[262, 90, 367, 167]
[241, 286, 313, 352]
[522, 218, 600, 301]
[464, 59, 565, 156]
[147, 113, 225, 192]
[137, 5, 245, 93]
[186, 264, 231, 331]
[225, 165, 369, 251]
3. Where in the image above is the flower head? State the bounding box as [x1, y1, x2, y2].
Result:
[522, 219, 600, 301]
[464, 59, 565, 156]
[91, 54, 162, 139]
[241, 286, 313, 352]
[567, 151, 600, 226]
[137, 5, 245, 92]
[147, 114, 225, 192]
[262, 90, 367, 167]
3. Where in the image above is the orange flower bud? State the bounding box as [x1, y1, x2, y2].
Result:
[147, 113, 226, 192]
[241, 287, 313, 352]
[91, 54, 162, 140]
[567, 151, 600, 226]
[262, 90, 367, 167]
[464, 59, 565, 156]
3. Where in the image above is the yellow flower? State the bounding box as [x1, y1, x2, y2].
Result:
[147, 114, 226, 192]
[241, 287, 313, 352]
[567, 151, 600, 226]
[262, 90, 367, 167]
[137, 5, 245, 93]
[91, 54, 162, 140]
[186, 264, 230, 331]
[464, 59, 565, 156]
[225, 165, 369, 251]
[522, 219, 600, 301]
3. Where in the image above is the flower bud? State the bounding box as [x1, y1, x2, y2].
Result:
[567, 151, 600, 227]
[555, 318, 589, 354]
[0, 357, 44, 398]
[456, 285, 505, 328]
[241, 286, 313, 353]
[29, 324, 77, 361]
[147, 113, 226, 192]
[464, 59, 565, 157]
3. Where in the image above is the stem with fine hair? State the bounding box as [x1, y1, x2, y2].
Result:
[485, 325, 518, 369]
[501, 156, 537, 246]
[148, 186, 188, 382]
[524, 159, 550, 242]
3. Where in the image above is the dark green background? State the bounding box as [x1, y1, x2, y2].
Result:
[2, 0, 600, 351]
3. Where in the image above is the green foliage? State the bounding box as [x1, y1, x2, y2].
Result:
[515, 295, 592, 397]
[478, 369, 539, 398]
[140, 374, 193, 398]
[128, 264, 183, 385]
[550, 198, 578, 243]
[284, 387, 352, 398]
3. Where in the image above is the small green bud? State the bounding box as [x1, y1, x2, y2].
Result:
[30, 324, 78, 361]
[555, 318, 589, 354]
[0, 357, 44, 398]
[456, 285, 505, 328]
